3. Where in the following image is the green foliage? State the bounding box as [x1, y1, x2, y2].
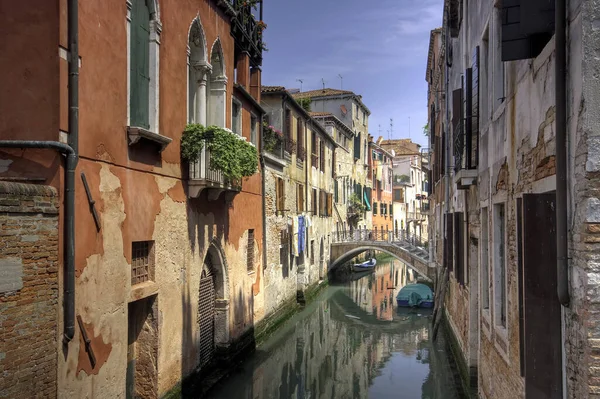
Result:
[263, 122, 283, 153]
[396, 174, 410, 183]
[298, 98, 311, 112]
[181, 124, 258, 181]
[423, 123, 429, 137]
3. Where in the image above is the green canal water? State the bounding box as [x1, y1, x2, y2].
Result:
[206, 257, 465, 399]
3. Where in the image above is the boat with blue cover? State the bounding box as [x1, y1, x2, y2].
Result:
[352, 258, 376, 273]
[396, 283, 434, 308]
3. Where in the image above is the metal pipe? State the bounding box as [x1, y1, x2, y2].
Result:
[555, 0, 569, 307]
[0, 141, 76, 340]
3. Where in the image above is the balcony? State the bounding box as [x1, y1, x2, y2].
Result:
[189, 146, 241, 200]
[453, 119, 478, 190]
[407, 211, 427, 222]
[229, 1, 264, 66]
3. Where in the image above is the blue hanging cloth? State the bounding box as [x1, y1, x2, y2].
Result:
[298, 215, 305, 253]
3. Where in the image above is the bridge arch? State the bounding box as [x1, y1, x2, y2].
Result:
[329, 245, 431, 281]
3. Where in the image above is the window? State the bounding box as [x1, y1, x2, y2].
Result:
[247, 229, 255, 271]
[129, 0, 160, 131]
[312, 188, 318, 215]
[131, 241, 155, 285]
[320, 141, 325, 171]
[492, 7, 505, 110]
[493, 203, 506, 328]
[380, 202, 384, 215]
[275, 177, 284, 212]
[481, 207, 490, 310]
[251, 114, 258, 145]
[362, 110, 366, 125]
[310, 240, 315, 265]
[297, 184, 304, 212]
[232, 98, 242, 135]
[373, 202, 378, 215]
[481, 27, 490, 123]
[297, 118, 304, 156]
[285, 108, 292, 141]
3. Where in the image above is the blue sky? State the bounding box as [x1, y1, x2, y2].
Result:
[260, 0, 444, 148]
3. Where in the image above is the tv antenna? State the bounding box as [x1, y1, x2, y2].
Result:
[321, 78, 326, 91]
[296, 79, 304, 92]
[389, 118, 393, 140]
[338, 74, 343, 90]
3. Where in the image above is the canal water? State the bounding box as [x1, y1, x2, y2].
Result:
[207, 256, 465, 399]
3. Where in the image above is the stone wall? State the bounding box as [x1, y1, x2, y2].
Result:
[0, 182, 59, 398]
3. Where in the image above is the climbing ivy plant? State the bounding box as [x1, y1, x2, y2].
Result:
[181, 124, 258, 181]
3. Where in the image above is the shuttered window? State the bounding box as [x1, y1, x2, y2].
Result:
[297, 184, 304, 212]
[334, 180, 339, 203]
[312, 188, 317, 215]
[276, 177, 284, 212]
[353, 134, 361, 160]
[130, 0, 151, 129]
[327, 194, 333, 217]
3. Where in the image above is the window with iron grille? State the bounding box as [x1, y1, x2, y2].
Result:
[131, 241, 155, 286]
[247, 229, 255, 272]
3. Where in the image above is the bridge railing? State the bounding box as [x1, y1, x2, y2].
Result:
[333, 229, 428, 249]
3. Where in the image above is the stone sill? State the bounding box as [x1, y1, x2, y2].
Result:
[127, 126, 172, 152]
[262, 152, 287, 168]
[129, 281, 158, 303]
[454, 168, 477, 190]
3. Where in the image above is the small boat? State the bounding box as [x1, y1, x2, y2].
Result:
[396, 283, 434, 308]
[352, 258, 376, 272]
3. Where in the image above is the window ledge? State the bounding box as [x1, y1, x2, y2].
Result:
[127, 126, 172, 152]
[129, 281, 158, 303]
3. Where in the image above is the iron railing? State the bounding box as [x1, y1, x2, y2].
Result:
[333, 229, 429, 258]
[189, 146, 240, 189]
[407, 211, 427, 221]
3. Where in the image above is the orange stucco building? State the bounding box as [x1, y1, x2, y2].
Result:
[1, 1, 266, 397]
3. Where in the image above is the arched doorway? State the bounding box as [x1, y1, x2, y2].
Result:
[198, 241, 230, 370]
[198, 262, 215, 368]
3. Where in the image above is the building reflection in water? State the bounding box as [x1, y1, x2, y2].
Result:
[207, 256, 462, 399]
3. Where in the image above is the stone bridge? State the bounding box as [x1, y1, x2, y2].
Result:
[329, 230, 435, 281]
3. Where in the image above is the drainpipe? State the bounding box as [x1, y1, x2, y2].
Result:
[555, 0, 569, 307]
[0, 141, 76, 341]
[260, 119, 267, 277]
[0, 0, 79, 343]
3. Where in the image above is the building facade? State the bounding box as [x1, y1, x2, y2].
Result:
[381, 139, 428, 242]
[0, 1, 265, 397]
[369, 138, 394, 238]
[311, 112, 356, 235]
[427, 0, 600, 398]
[261, 86, 336, 313]
[293, 89, 373, 231]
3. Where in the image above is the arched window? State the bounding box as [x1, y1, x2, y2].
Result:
[208, 39, 227, 127]
[127, 0, 161, 132]
[187, 17, 209, 124]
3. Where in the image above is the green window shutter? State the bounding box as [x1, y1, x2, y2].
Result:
[130, 0, 150, 129]
[334, 180, 338, 203]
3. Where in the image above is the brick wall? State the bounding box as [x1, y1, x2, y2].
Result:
[0, 182, 59, 398]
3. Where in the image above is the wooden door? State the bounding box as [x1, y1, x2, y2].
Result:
[523, 192, 562, 398]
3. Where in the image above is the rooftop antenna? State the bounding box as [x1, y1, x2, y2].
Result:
[296, 79, 304, 92]
[321, 78, 326, 91]
[390, 118, 393, 141]
[338, 74, 343, 90]
[378, 124, 382, 136]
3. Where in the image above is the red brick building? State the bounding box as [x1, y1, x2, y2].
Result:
[0, 1, 265, 397]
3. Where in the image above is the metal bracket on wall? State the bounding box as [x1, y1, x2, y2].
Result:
[81, 172, 101, 231]
[77, 315, 96, 368]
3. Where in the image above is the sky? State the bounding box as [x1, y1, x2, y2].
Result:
[260, 0, 444, 148]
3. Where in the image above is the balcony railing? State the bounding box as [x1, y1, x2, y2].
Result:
[407, 211, 427, 221]
[189, 146, 241, 199]
[230, 1, 264, 66]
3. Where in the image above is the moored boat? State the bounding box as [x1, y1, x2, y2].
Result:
[352, 258, 376, 272]
[396, 283, 434, 308]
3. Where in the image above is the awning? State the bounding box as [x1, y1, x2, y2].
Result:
[363, 191, 371, 211]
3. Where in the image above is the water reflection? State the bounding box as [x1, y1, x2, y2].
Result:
[207, 257, 463, 399]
